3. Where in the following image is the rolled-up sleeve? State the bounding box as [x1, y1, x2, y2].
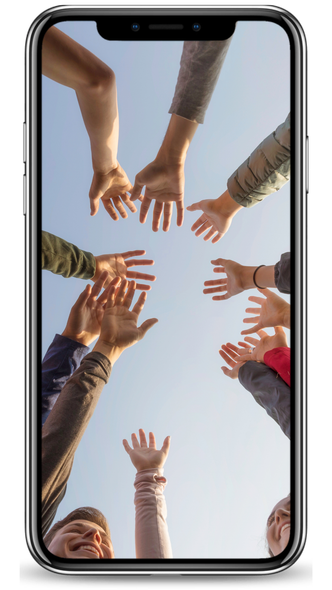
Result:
[228, 113, 290, 207]
[42, 231, 96, 279]
[274, 252, 291, 294]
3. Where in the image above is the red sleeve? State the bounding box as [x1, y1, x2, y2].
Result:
[264, 347, 291, 386]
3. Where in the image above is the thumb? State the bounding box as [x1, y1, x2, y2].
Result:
[76, 284, 92, 308]
[90, 197, 100, 217]
[138, 318, 158, 338]
[161, 436, 171, 457]
[274, 326, 285, 335]
[186, 201, 201, 212]
[130, 174, 144, 202]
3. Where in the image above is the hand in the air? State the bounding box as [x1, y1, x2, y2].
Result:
[123, 428, 171, 472]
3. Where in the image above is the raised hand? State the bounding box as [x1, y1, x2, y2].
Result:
[123, 428, 171, 472]
[130, 160, 185, 232]
[219, 342, 252, 379]
[62, 272, 120, 346]
[187, 189, 243, 243]
[235, 328, 288, 363]
[94, 278, 158, 364]
[89, 162, 141, 219]
[204, 258, 247, 300]
[93, 250, 156, 290]
[241, 288, 290, 335]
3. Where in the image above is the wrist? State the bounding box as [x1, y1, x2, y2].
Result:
[61, 329, 92, 347]
[156, 114, 198, 165]
[92, 159, 119, 176]
[282, 307, 291, 329]
[215, 189, 243, 218]
[92, 339, 123, 365]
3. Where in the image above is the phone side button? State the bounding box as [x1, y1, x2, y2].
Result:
[23, 122, 27, 163]
[23, 175, 27, 216]
[306, 136, 309, 194]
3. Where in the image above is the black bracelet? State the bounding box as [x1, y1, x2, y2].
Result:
[253, 265, 266, 289]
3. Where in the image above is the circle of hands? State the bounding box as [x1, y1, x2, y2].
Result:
[68, 155, 290, 465]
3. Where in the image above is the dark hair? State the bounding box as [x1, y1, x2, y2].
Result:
[43, 506, 111, 548]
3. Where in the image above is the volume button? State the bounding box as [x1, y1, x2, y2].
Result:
[23, 122, 27, 163]
[23, 175, 27, 216]
[306, 136, 309, 194]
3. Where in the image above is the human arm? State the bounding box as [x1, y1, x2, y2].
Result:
[187, 114, 290, 242]
[219, 342, 252, 379]
[42, 232, 156, 289]
[123, 429, 172, 558]
[241, 289, 290, 334]
[42, 279, 158, 535]
[203, 254, 291, 300]
[42, 26, 136, 219]
[238, 361, 291, 439]
[264, 347, 291, 387]
[238, 328, 291, 386]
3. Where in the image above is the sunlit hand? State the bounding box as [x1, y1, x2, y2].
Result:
[123, 428, 171, 472]
[93, 250, 156, 290]
[187, 199, 233, 243]
[89, 162, 142, 219]
[62, 272, 120, 346]
[94, 278, 158, 364]
[130, 160, 185, 231]
[235, 328, 288, 363]
[203, 258, 247, 300]
[241, 288, 290, 335]
[219, 342, 252, 378]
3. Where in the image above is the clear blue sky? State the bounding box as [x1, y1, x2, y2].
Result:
[42, 20, 290, 558]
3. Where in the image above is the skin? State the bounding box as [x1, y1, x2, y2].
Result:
[266, 495, 291, 556]
[218, 342, 252, 379]
[92, 250, 156, 290]
[235, 328, 289, 364]
[123, 428, 171, 472]
[203, 259, 277, 300]
[187, 189, 243, 243]
[130, 114, 198, 231]
[42, 26, 140, 219]
[48, 519, 114, 559]
[242, 288, 291, 335]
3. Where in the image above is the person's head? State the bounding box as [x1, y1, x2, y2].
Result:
[266, 494, 291, 557]
[43, 507, 114, 559]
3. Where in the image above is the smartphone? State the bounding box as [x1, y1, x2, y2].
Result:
[25, 5, 307, 575]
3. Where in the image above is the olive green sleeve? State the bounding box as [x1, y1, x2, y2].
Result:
[41, 231, 96, 279]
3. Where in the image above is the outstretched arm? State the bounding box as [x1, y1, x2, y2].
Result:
[241, 289, 290, 334]
[123, 429, 172, 558]
[42, 26, 136, 219]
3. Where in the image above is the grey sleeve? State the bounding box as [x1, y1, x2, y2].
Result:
[274, 252, 290, 294]
[169, 39, 234, 124]
[227, 113, 290, 207]
[238, 361, 290, 439]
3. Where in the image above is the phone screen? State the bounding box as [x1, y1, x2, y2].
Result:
[31, 9, 303, 572]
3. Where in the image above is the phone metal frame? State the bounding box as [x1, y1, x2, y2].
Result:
[25, 4, 307, 575]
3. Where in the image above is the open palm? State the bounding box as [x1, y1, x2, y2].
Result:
[123, 429, 171, 472]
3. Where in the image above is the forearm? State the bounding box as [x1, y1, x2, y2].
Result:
[134, 468, 173, 558]
[41, 231, 96, 279]
[239, 264, 276, 291]
[42, 26, 118, 172]
[41, 334, 89, 426]
[156, 114, 198, 165]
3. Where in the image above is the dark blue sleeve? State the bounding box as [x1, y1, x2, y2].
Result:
[41, 334, 89, 426]
[238, 361, 290, 439]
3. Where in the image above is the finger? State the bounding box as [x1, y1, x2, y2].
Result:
[161, 435, 171, 456]
[219, 349, 235, 368]
[204, 228, 218, 242]
[190, 214, 207, 232]
[90, 271, 109, 299]
[138, 318, 159, 338]
[111, 196, 128, 219]
[241, 326, 261, 335]
[89, 197, 99, 217]
[213, 267, 226, 274]
[152, 201, 164, 232]
[195, 221, 212, 237]
[234, 354, 252, 362]
[248, 296, 266, 305]
[102, 198, 119, 221]
[176, 199, 184, 227]
[97, 281, 115, 305]
[225, 343, 241, 355]
[132, 291, 147, 316]
[139, 428, 148, 448]
[186, 201, 201, 212]
[204, 279, 227, 287]
[221, 366, 232, 377]
[257, 329, 268, 338]
[221, 345, 238, 360]
[274, 326, 285, 334]
[122, 439, 132, 454]
[120, 192, 137, 213]
[211, 233, 223, 244]
[104, 285, 117, 310]
[131, 433, 140, 449]
[203, 285, 227, 295]
[75, 284, 92, 309]
[126, 270, 156, 282]
[123, 281, 136, 309]
[245, 307, 261, 314]
[130, 176, 144, 202]
[125, 259, 155, 268]
[114, 279, 128, 306]
[122, 250, 146, 260]
[243, 317, 260, 324]
[211, 259, 226, 266]
[163, 202, 173, 232]
[238, 341, 252, 349]
[212, 294, 230, 301]
[139, 196, 152, 224]
[134, 283, 151, 291]
[244, 336, 260, 345]
[149, 431, 156, 449]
